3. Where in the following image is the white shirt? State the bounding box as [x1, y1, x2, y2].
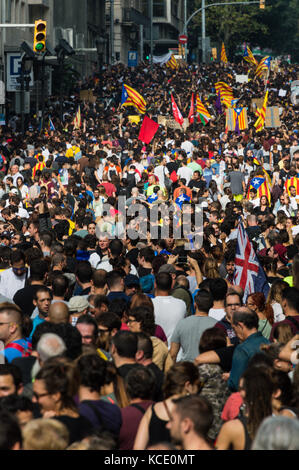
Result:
[177, 166, 193, 186]
[181, 141, 194, 156]
[154, 165, 169, 186]
[209, 307, 226, 321]
[153, 296, 186, 347]
[0, 268, 27, 300]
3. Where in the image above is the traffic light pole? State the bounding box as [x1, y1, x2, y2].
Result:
[182, 1, 260, 63]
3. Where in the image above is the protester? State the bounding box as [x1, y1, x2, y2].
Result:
[0, 53, 299, 451]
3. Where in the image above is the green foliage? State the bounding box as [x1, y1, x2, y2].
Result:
[189, 0, 299, 61]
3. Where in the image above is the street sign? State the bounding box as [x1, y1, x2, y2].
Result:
[179, 34, 188, 44]
[6, 52, 33, 92]
[128, 51, 138, 67]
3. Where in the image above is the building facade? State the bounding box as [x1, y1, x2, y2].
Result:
[152, 0, 184, 55]
[53, 0, 106, 78]
[0, 0, 54, 116]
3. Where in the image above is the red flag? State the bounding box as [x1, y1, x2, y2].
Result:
[171, 93, 184, 126]
[188, 93, 195, 124]
[138, 116, 159, 144]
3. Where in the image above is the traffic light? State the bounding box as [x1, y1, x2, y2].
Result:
[33, 20, 47, 53]
[260, 0, 265, 9]
[211, 48, 217, 61]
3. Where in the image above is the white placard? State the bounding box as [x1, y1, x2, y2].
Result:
[278, 89, 287, 97]
[235, 74, 248, 84]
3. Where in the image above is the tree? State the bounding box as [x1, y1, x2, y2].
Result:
[191, 0, 268, 58]
[262, 0, 299, 61]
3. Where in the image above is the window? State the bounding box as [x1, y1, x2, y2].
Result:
[153, 0, 166, 18]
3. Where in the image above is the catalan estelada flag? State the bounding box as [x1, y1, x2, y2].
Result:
[225, 108, 248, 132]
[196, 94, 211, 125]
[121, 84, 146, 114]
[243, 45, 257, 66]
[49, 117, 55, 131]
[255, 56, 271, 78]
[221, 43, 228, 63]
[284, 177, 299, 196]
[215, 81, 234, 108]
[166, 54, 178, 70]
[254, 90, 268, 132]
[247, 177, 271, 204]
[253, 157, 272, 188]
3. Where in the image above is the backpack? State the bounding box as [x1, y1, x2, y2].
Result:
[170, 170, 178, 183]
[108, 167, 117, 179]
[127, 172, 136, 188]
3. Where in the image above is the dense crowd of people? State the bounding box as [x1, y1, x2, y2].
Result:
[0, 58, 299, 451]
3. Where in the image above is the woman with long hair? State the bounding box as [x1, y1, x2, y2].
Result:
[33, 357, 93, 444]
[202, 257, 220, 279]
[266, 279, 288, 323]
[216, 366, 279, 450]
[246, 292, 274, 339]
[16, 176, 29, 200]
[133, 362, 200, 449]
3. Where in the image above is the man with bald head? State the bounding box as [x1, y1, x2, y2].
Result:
[0, 303, 32, 363]
[228, 306, 269, 392]
[48, 302, 70, 324]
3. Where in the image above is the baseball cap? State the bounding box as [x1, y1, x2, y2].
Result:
[68, 296, 89, 313]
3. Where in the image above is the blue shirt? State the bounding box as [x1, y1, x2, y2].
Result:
[30, 315, 46, 339]
[1, 339, 32, 363]
[228, 332, 269, 392]
[203, 168, 213, 186]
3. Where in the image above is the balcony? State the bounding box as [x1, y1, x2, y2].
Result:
[122, 8, 150, 27]
[27, 0, 50, 6]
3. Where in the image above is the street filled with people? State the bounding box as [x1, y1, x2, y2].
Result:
[0, 57, 299, 451]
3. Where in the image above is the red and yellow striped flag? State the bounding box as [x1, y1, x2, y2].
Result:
[166, 54, 178, 70]
[285, 177, 299, 196]
[215, 81, 234, 108]
[253, 157, 272, 188]
[221, 43, 228, 63]
[121, 84, 147, 114]
[196, 94, 211, 124]
[247, 177, 271, 204]
[254, 90, 268, 133]
[73, 106, 81, 129]
[255, 56, 271, 78]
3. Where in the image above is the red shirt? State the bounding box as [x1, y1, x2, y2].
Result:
[100, 182, 116, 197]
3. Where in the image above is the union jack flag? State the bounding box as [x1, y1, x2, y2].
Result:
[233, 222, 270, 301]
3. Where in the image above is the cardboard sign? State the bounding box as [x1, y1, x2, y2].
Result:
[80, 89, 96, 103]
[128, 115, 141, 124]
[165, 118, 189, 129]
[235, 74, 248, 84]
[158, 116, 167, 126]
[251, 98, 264, 112]
[265, 107, 281, 128]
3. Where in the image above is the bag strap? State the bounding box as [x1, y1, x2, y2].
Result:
[286, 316, 299, 332]
[130, 403, 146, 415]
[163, 400, 172, 420]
